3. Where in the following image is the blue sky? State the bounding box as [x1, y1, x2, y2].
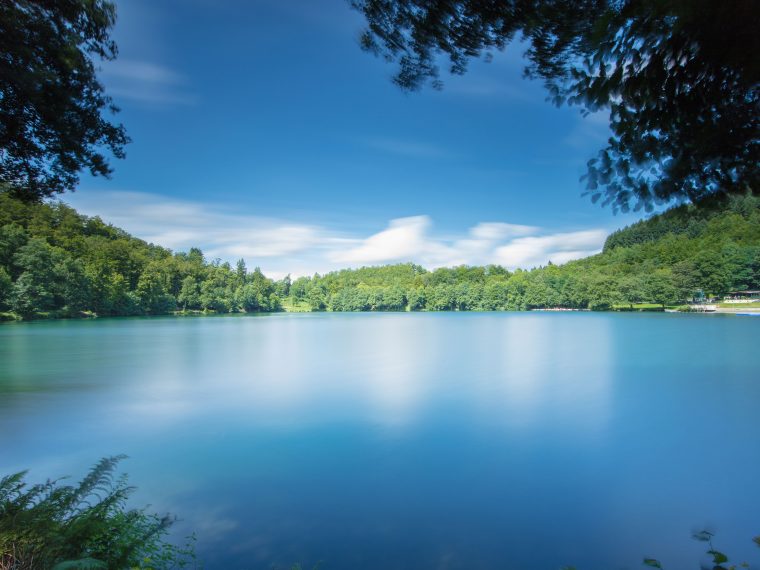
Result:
[67, 0, 645, 278]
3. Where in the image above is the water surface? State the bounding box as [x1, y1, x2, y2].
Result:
[1, 313, 758, 569]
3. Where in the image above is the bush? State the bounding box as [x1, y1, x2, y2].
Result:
[0, 456, 196, 570]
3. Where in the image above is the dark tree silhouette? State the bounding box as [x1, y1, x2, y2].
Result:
[351, 0, 759, 212]
[0, 0, 129, 201]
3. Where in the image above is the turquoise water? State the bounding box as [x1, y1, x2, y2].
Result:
[1, 312, 758, 569]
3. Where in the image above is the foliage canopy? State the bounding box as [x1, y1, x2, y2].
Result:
[0, 0, 128, 201]
[351, 0, 760, 212]
[0, 190, 283, 318]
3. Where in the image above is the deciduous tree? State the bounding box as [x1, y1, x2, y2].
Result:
[352, 0, 759, 211]
[0, 0, 129, 200]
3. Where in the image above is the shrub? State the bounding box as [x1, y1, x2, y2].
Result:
[0, 456, 196, 570]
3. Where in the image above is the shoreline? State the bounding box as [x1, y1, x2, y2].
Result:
[4, 306, 760, 323]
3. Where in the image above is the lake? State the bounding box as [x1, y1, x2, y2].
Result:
[1, 312, 758, 569]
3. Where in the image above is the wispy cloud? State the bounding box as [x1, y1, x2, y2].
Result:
[467, 221, 539, 241]
[332, 217, 603, 269]
[64, 191, 608, 278]
[100, 59, 197, 106]
[65, 191, 328, 263]
[494, 229, 608, 268]
[329, 216, 453, 265]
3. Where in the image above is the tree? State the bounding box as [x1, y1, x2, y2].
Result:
[643, 268, 678, 307]
[0, 267, 12, 310]
[618, 274, 647, 308]
[582, 273, 621, 310]
[384, 285, 407, 310]
[199, 268, 232, 312]
[235, 258, 247, 286]
[136, 263, 175, 315]
[407, 287, 426, 311]
[275, 274, 292, 298]
[306, 281, 328, 311]
[0, 0, 129, 200]
[55, 256, 90, 314]
[290, 277, 309, 302]
[671, 260, 698, 302]
[10, 238, 60, 316]
[427, 283, 455, 310]
[693, 250, 731, 297]
[352, 0, 759, 212]
[0, 224, 29, 278]
[235, 283, 262, 312]
[103, 272, 140, 316]
[482, 280, 509, 310]
[177, 276, 201, 310]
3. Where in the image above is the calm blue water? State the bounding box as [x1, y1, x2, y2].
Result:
[1, 312, 758, 569]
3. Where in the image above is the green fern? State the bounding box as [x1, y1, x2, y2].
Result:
[0, 456, 196, 570]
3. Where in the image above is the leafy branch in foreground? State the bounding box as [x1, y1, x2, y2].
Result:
[0, 456, 197, 570]
[0, 1, 130, 201]
[352, 1, 759, 212]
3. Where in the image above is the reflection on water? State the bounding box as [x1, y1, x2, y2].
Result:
[1, 313, 759, 570]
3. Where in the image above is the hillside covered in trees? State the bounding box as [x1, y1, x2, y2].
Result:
[0, 192, 282, 319]
[1, 192, 758, 319]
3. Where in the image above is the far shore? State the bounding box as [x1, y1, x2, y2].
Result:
[5, 305, 760, 323]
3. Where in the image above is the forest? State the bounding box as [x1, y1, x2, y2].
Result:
[1, 191, 759, 320]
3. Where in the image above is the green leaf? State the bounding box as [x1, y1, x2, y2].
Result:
[693, 530, 714, 542]
[643, 559, 662, 568]
[753, 536, 760, 548]
[708, 550, 728, 564]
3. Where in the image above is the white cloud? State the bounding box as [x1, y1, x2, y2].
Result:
[494, 229, 608, 268]
[64, 191, 608, 277]
[65, 191, 330, 275]
[331, 219, 546, 269]
[469, 221, 539, 241]
[104, 60, 183, 84]
[330, 216, 441, 265]
[100, 59, 197, 106]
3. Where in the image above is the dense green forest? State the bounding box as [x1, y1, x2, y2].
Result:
[0, 192, 282, 319]
[1, 191, 758, 319]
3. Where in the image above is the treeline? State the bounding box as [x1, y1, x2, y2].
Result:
[289, 194, 760, 312]
[1, 192, 759, 319]
[603, 193, 760, 252]
[0, 192, 285, 319]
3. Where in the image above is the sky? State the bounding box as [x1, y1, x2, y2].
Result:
[66, 0, 646, 278]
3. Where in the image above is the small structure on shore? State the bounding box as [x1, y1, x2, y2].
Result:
[723, 290, 760, 304]
[689, 304, 717, 312]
